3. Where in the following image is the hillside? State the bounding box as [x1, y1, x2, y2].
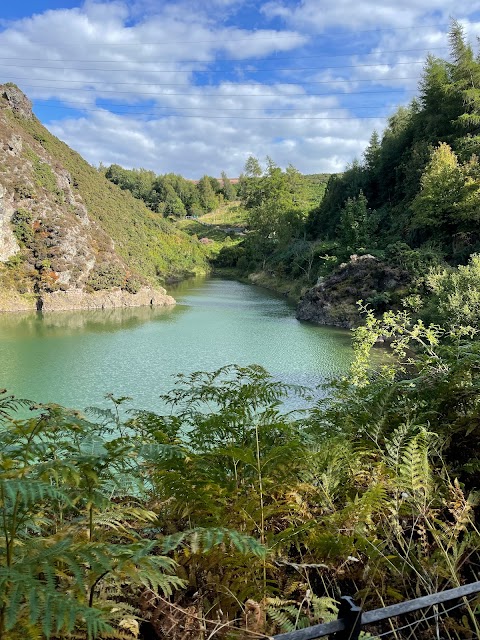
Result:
[0, 84, 208, 311]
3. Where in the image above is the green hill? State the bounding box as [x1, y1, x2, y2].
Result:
[0, 84, 208, 311]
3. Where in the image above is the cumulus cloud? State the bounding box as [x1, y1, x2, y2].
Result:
[0, 0, 478, 177]
[262, 0, 480, 31]
[49, 106, 379, 176]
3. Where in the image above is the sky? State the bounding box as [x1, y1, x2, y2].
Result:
[1, 1, 480, 178]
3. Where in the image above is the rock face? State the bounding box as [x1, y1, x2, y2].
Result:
[296, 254, 409, 328]
[1, 84, 33, 119]
[0, 183, 20, 261]
[0, 84, 176, 312]
[39, 286, 175, 312]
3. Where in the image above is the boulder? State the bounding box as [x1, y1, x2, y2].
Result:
[296, 254, 409, 328]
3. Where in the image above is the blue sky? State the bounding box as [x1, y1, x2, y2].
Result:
[1, 0, 480, 177]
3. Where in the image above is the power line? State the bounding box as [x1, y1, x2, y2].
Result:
[12, 83, 419, 98]
[0, 61, 426, 73]
[32, 103, 391, 120]
[35, 98, 398, 115]
[0, 46, 449, 65]
[1, 74, 423, 86]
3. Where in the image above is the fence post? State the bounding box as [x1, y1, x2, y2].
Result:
[332, 596, 362, 640]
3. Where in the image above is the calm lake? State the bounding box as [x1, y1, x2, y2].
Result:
[0, 277, 353, 412]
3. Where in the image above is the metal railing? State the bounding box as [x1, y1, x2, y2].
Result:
[272, 581, 480, 640]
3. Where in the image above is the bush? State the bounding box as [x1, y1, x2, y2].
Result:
[124, 274, 143, 294]
[214, 243, 246, 268]
[11, 208, 34, 245]
[87, 262, 125, 291]
[426, 253, 480, 327]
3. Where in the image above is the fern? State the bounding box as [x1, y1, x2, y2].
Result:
[0, 390, 30, 421]
[399, 427, 434, 496]
[267, 594, 338, 633]
[160, 527, 265, 557]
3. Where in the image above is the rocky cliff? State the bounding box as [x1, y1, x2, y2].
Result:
[0, 84, 204, 311]
[296, 254, 410, 328]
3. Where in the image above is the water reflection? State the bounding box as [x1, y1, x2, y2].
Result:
[0, 304, 179, 338]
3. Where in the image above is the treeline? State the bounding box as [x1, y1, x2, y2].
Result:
[217, 21, 480, 291]
[308, 21, 480, 263]
[102, 165, 237, 217]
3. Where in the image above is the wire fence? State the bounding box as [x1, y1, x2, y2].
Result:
[272, 581, 480, 640]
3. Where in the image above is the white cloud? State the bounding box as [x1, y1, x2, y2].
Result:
[262, 0, 480, 31]
[1, 1, 479, 178]
[48, 104, 380, 177]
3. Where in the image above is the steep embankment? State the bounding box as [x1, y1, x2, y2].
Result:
[0, 84, 208, 311]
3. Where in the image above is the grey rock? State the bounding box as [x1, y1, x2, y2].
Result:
[1, 84, 33, 119]
[296, 254, 409, 328]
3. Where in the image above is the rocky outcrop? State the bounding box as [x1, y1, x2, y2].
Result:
[1, 84, 33, 119]
[0, 84, 176, 312]
[0, 183, 20, 261]
[296, 254, 409, 328]
[39, 286, 175, 312]
[0, 286, 175, 313]
[0, 289, 36, 312]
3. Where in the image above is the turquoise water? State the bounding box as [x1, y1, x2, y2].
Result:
[0, 278, 353, 412]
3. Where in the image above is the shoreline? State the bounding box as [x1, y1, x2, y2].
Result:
[0, 285, 175, 313]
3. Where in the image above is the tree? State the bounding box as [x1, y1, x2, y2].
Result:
[427, 253, 480, 326]
[244, 155, 262, 178]
[409, 141, 480, 257]
[151, 176, 186, 216]
[337, 190, 370, 250]
[221, 170, 235, 201]
[244, 158, 307, 247]
[363, 130, 381, 172]
[197, 175, 218, 212]
[410, 143, 464, 243]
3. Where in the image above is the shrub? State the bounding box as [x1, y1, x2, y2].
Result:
[11, 208, 34, 245]
[87, 262, 125, 291]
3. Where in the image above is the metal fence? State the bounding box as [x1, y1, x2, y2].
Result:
[272, 581, 480, 640]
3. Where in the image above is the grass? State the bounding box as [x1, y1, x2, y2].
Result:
[176, 201, 248, 257]
[197, 201, 248, 226]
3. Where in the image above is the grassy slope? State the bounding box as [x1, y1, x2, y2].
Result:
[176, 201, 248, 257]
[19, 115, 209, 283]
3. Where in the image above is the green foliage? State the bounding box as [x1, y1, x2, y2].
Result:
[11, 208, 33, 245]
[23, 147, 59, 194]
[104, 165, 226, 219]
[2, 333, 480, 638]
[0, 402, 186, 638]
[221, 170, 236, 201]
[267, 595, 338, 632]
[213, 242, 246, 268]
[426, 253, 480, 326]
[86, 262, 125, 291]
[338, 190, 371, 250]
[197, 174, 219, 212]
[19, 119, 209, 282]
[411, 143, 466, 243]
[305, 22, 480, 272]
[104, 164, 155, 201]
